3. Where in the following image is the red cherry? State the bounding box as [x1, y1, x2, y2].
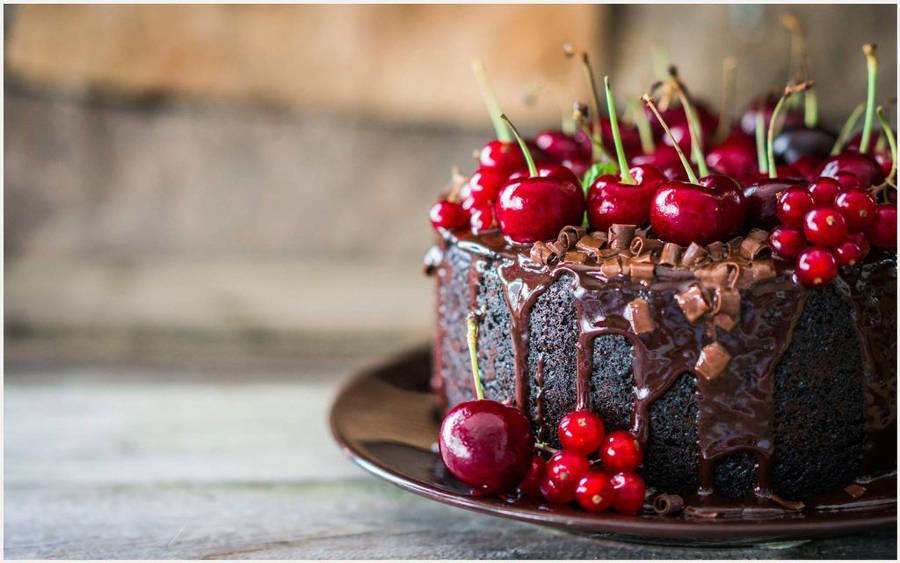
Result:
[776, 187, 815, 227]
[866, 204, 898, 249]
[743, 178, 806, 229]
[834, 171, 863, 191]
[600, 430, 643, 473]
[796, 247, 838, 287]
[847, 231, 871, 259]
[770, 226, 807, 259]
[558, 411, 606, 456]
[705, 135, 758, 186]
[631, 145, 682, 171]
[462, 169, 510, 207]
[739, 93, 804, 137]
[429, 200, 469, 231]
[792, 155, 823, 181]
[816, 151, 885, 189]
[650, 175, 747, 246]
[539, 451, 591, 504]
[534, 130, 592, 165]
[574, 470, 617, 513]
[803, 208, 848, 248]
[610, 472, 646, 515]
[479, 140, 527, 174]
[507, 164, 580, 185]
[807, 177, 843, 206]
[834, 240, 864, 266]
[586, 165, 666, 231]
[468, 201, 497, 234]
[438, 399, 534, 494]
[834, 189, 877, 232]
[518, 455, 547, 497]
[496, 176, 585, 243]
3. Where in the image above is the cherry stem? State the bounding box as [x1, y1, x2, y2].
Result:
[472, 59, 512, 143]
[566, 45, 606, 160]
[466, 312, 484, 401]
[804, 90, 819, 129]
[876, 106, 897, 186]
[755, 112, 768, 174]
[768, 82, 813, 178]
[652, 44, 670, 81]
[604, 76, 635, 184]
[642, 94, 699, 184]
[831, 103, 865, 156]
[860, 44, 878, 154]
[628, 97, 655, 153]
[500, 114, 538, 177]
[669, 68, 710, 177]
[717, 57, 736, 143]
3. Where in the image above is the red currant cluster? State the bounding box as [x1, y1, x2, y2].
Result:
[770, 176, 895, 286]
[518, 411, 646, 515]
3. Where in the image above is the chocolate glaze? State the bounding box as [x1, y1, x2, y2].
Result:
[426, 228, 897, 508]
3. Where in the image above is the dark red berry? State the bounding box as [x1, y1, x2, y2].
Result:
[650, 175, 746, 246]
[539, 450, 591, 504]
[807, 177, 842, 206]
[539, 474, 574, 505]
[834, 171, 863, 190]
[558, 411, 606, 455]
[803, 208, 848, 248]
[776, 187, 815, 228]
[743, 178, 806, 230]
[770, 226, 807, 259]
[479, 140, 527, 174]
[518, 455, 547, 497]
[462, 169, 510, 207]
[816, 151, 885, 189]
[796, 247, 838, 287]
[468, 201, 497, 234]
[430, 200, 469, 231]
[792, 155, 823, 181]
[610, 472, 646, 515]
[600, 430, 643, 473]
[834, 189, 877, 232]
[866, 204, 898, 249]
[574, 470, 617, 513]
[834, 240, 864, 267]
[847, 232, 871, 259]
[534, 130, 592, 166]
[496, 176, 585, 243]
[586, 165, 666, 231]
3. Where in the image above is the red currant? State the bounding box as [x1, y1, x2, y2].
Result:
[539, 451, 590, 504]
[574, 470, 617, 513]
[834, 190, 877, 232]
[803, 208, 848, 248]
[834, 171, 863, 190]
[610, 472, 646, 515]
[834, 240, 864, 266]
[770, 226, 807, 259]
[776, 187, 815, 227]
[429, 200, 469, 231]
[558, 411, 605, 456]
[796, 247, 838, 287]
[866, 204, 898, 249]
[847, 232, 871, 260]
[600, 430, 643, 473]
[807, 177, 842, 206]
[518, 455, 546, 497]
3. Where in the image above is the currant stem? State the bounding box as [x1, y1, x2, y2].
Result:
[669, 69, 710, 177]
[860, 44, 878, 154]
[604, 76, 635, 184]
[755, 112, 768, 174]
[876, 106, 897, 186]
[717, 57, 736, 143]
[466, 312, 484, 401]
[642, 94, 699, 184]
[628, 97, 656, 153]
[831, 103, 865, 156]
[472, 59, 512, 143]
[500, 114, 538, 178]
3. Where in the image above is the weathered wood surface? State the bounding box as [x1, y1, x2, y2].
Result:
[5, 359, 896, 559]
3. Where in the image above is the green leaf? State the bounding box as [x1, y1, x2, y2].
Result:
[581, 162, 619, 194]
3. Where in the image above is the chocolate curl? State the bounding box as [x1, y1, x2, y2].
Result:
[658, 242, 682, 267]
[746, 228, 769, 242]
[675, 284, 709, 322]
[844, 484, 866, 498]
[652, 493, 685, 515]
[726, 236, 744, 256]
[546, 240, 568, 257]
[630, 236, 664, 256]
[630, 261, 655, 282]
[575, 235, 604, 260]
[750, 260, 777, 282]
[769, 493, 805, 512]
[563, 251, 588, 264]
[608, 224, 637, 252]
[530, 241, 558, 266]
[706, 241, 726, 261]
[557, 225, 587, 250]
[695, 342, 732, 380]
[601, 255, 629, 278]
[600, 246, 621, 258]
[740, 236, 772, 260]
[589, 231, 609, 245]
[712, 287, 741, 317]
[713, 314, 737, 332]
[681, 242, 711, 267]
[684, 506, 720, 519]
[624, 298, 655, 334]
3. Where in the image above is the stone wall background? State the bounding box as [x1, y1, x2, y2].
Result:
[4, 4, 897, 362]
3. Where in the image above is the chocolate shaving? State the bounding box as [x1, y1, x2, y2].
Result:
[658, 242, 682, 267]
[684, 506, 720, 519]
[575, 235, 604, 259]
[599, 246, 621, 258]
[652, 493, 684, 515]
[557, 225, 587, 250]
[631, 252, 654, 263]
[563, 250, 588, 264]
[740, 237, 772, 260]
[601, 255, 629, 278]
[546, 240, 567, 257]
[589, 231, 609, 245]
[769, 493, 805, 512]
[682, 242, 711, 267]
[707, 241, 726, 261]
[624, 298, 655, 334]
[750, 260, 777, 282]
[530, 241, 558, 266]
[844, 484, 866, 498]
[726, 236, 744, 256]
[675, 285, 709, 322]
[746, 228, 769, 242]
[630, 236, 664, 256]
[695, 342, 732, 380]
[712, 287, 741, 317]
[697, 261, 741, 289]
[630, 261, 655, 281]
[713, 313, 737, 332]
[608, 224, 637, 252]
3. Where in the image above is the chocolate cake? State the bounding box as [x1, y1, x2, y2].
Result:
[426, 226, 897, 506]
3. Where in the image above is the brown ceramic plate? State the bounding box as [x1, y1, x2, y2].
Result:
[329, 347, 896, 545]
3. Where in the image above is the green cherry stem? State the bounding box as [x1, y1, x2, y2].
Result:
[500, 114, 538, 178]
[804, 90, 819, 129]
[876, 106, 897, 187]
[860, 44, 878, 154]
[716, 57, 736, 143]
[643, 94, 699, 184]
[471, 59, 512, 143]
[831, 103, 866, 156]
[669, 69, 710, 177]
[755, 112, 768, 174]
[604, 76, 635, 184]
[466, 312, 484, 400]
[767, 82, 814, 178]
[628, 97, 656, 153]
[566, 45, 609, 161]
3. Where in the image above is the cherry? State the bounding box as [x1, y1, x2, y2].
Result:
[468, 200, 497, 234]
[834, 171, 864, 190]
[866, 204, 897, 248]
[534, 129, 592, 165]
[558, 410, 606, 456]
[430, 200, 469, 231]
[834, 189, 877, 232]
[518, 455, 547, 497]
[507, 164, 579, 186]
[807, 177, 843, 206]
[773, 126, 836, 164]
[600, 118, 642, 159]
[847, 231, 871, 259]
[738, 93, 804, 137]
[631, 145, 682, 175]
[770, 226, 807, 259]
[540, 450, 591, 504]
[817, 151, 885, 189]
[651, 175, 747, 246]
[610, 472, 646, 515]
[587, 166, 666, 230]
[496, 116, 585, 243]
[461, 168, 510, 208]
[600, 430, 643, 473]
[776, 187, 815, 227]
[796, 247, 838, 287]
[792, 155, 824, 181]
[834, 240, 864, 266]
[706, 134, 759, 186]
[803, 208, 848, 248]
[645, 99, 719, 150]
[438, 315, 534, 494]
[574, 470, 617, 513]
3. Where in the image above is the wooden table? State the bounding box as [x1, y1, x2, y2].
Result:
[5, 354, 896, 559]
